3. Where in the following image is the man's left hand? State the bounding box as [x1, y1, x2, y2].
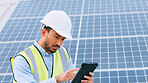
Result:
[81, 72, 94, 83]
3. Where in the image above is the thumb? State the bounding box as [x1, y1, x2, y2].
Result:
[73, 73, 76, 75]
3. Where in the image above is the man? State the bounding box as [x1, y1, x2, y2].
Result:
[10, 10, 94, 83]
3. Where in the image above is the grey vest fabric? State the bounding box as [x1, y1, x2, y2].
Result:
[58, 48, 68, 83]
[58, 47, 68, 72]
[24, 48, 40, 82]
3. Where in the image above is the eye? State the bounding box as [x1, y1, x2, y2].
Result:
[62, 38, 65, 41]
[55, 35, 59, 38]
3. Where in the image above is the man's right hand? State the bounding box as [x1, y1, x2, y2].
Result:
[55, 68, 79, 83]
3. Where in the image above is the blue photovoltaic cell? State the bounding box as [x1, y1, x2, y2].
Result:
[76, 37, 148, 70]
[83, 0, 148, 14]
[93, 69, 148, 83]
[10, 0, 82, 18]
[80, 14, 148, 38]
[0, 0, 148, 83]
[0, 18, 42, 41]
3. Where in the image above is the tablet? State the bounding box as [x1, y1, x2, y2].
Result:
[71, 63, 98, 83]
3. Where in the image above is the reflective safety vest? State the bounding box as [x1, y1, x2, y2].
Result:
[10, 45, 69, 83]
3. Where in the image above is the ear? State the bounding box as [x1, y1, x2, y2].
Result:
[41, 28, 47, 37]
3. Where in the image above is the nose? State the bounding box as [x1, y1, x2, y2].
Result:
[56, 40, 63, 46]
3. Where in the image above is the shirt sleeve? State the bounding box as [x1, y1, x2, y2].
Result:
[13, 56, 57, 83]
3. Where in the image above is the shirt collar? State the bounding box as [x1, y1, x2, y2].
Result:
[34, 41, 52, 57]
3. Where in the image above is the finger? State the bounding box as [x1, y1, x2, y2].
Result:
[65, 72, 73, 81]
[65, 75, 71, 81]
[89, 72, 94, 77]
[66, 73, 73, 80]
[67, 71, 75, 79]
[70, 68, 79, 72]
[84, 76, 94, 81]
[81, 80, 92, 83]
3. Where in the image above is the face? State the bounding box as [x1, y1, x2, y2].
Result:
[43, 29, 66, 53]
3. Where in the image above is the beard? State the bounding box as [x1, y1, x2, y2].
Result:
[44, 41, 60, 53]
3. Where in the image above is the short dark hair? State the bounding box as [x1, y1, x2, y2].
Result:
[43, 24, 52, 32]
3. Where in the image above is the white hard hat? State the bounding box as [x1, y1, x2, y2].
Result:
[40, 10, 72, 39]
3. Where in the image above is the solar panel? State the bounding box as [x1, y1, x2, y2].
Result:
[10, 0, 82, 18]
[83, 0, 148, 14]
[0, 0, 148, 83]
